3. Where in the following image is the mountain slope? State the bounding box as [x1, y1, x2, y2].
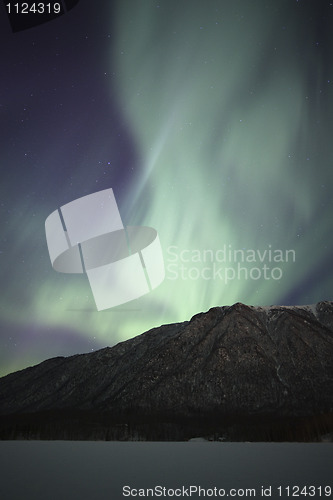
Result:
[0, 302, 332, 440]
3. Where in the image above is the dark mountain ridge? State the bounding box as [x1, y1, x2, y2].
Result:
[0, 301, 332, 441]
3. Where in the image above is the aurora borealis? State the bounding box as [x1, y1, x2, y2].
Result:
[1, 0, 333, 376]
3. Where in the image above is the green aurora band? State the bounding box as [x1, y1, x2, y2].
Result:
[115, 1, 333, 312]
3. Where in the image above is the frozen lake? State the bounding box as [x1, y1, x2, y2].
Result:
[0, 442, 332, 499]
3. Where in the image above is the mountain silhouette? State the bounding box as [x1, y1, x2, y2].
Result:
[0, 302, 332, 441]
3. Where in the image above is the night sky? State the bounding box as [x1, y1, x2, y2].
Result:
[1, 0, 333, 377]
